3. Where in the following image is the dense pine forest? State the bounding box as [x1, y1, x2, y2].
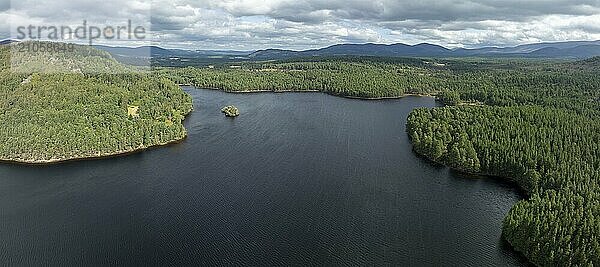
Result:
[160, 57, 600, 112]
[402, 62, 600, 264]
[161, 57, 600, 265]
[408, 106, 600, 265]
[159, 58, 444, 98]
[0, 43, 193, 163]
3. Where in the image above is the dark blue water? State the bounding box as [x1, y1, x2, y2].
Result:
[0, 88, 528, 266]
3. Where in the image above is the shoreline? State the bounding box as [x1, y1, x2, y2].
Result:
[410, 146, 530, 197]
[408, 146, 532, 263]
[227, 89, 321, 93]
[0, 134, 188, 166]
[180, 86, 323, 94]
[340, 93, 435, 100]
[0, 105, 194, 166]
[2, 87, 435, 166]
[182, 85, 437, 100]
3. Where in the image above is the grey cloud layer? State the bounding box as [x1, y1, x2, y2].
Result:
[196, 0, 600, 22]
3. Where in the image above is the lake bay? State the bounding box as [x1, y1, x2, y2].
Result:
[0, 88, 527, 266]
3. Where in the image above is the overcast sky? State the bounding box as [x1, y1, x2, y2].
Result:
[1, 0, 600, 50]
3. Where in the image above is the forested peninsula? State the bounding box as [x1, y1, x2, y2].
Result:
[0, 43, 193, 164]
[404, 59, 600, 265]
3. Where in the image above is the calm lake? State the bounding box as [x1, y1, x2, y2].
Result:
[0, 88, 528, 266]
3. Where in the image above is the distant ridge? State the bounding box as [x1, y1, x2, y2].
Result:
[78, 40, 600, 61]
[249, 43, 453, 59]
[94, 45, 254, 58]
[249, 40, 600, 59]
[4, 39, 600, 59]
[0, 39, 19, 45]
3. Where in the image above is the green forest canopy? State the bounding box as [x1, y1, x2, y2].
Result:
[0, 43, 192, 163]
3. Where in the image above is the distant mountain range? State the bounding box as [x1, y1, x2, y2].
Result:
[249, 40, 600, 59]
[0, 39, 18, 45]
[2, 39, 600, 60]
[93, 45, 254, 58]
[249, 43, 451, 59]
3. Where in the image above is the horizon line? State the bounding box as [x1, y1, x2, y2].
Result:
[2, 38, 600, 52]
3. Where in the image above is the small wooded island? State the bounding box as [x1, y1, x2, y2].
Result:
[221, 105, 240, 117]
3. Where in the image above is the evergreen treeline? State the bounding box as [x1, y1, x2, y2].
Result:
[160, 61, 445, 98]
[0, 44, 193, 163]
[161, 58, 600, 112]
[9, 41, 130, 74]
[407, 98, 600, 264]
